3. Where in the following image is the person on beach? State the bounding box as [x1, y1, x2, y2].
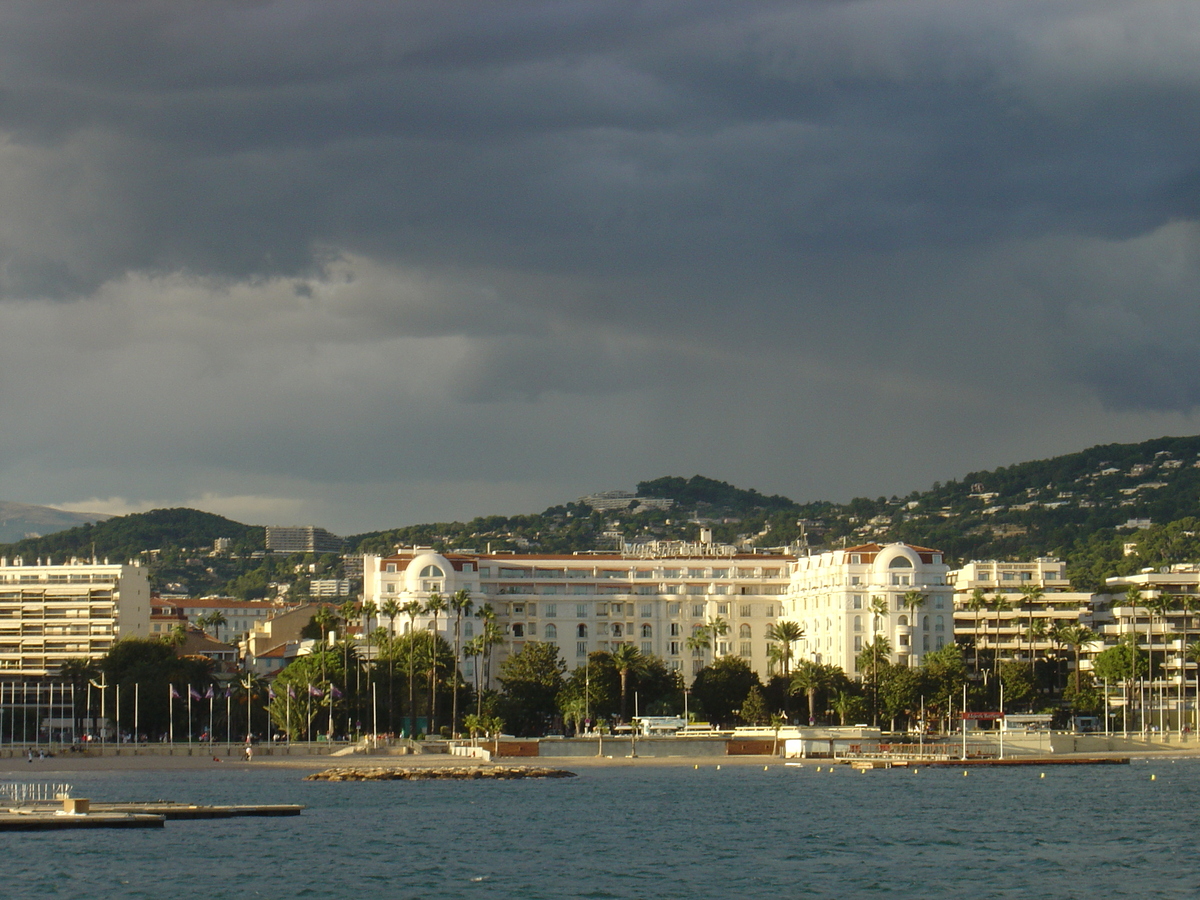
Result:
[244, 745, 253, 762]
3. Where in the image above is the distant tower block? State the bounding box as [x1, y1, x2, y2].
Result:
[265, 526, 345, 554]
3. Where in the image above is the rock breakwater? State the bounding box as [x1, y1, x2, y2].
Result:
[305, 765, 576, 782]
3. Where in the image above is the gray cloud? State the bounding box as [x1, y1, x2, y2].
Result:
[2, 1, 1200, 530]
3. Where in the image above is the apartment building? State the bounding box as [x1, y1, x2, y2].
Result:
[0, 558, 151, 678]
[784, 543, 955, 674]
[949, 558, 1101, 666]
[363, 546, 792, 681]
[265, 526, 344, 554]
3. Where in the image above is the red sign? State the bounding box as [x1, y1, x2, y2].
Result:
[961, 711, 1005, 720]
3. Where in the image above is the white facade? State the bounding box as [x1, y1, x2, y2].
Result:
[0, 559, 151, 677]
[364, 549, 792, 682]
[784, 543, 954, 675]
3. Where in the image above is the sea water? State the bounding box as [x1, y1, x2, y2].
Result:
[4, 758, 1198, 899]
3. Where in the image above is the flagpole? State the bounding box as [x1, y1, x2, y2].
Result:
[135, 683, 139, 743]
[115, 684, 121, 744]
[187, 689, 192, 744]
[169, 684, 175, 744]
[226, 691, 231, 745]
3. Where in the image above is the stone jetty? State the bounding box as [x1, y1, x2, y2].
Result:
[306, 765, 576, 781]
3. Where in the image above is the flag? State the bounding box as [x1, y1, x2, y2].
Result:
[268, 687, 276, 701]
[308, 684, 324, 698]
[330, 685, 343, 699]
[188, 686, 202, 701]
[204, 686, 215, 699]
[287, 685, 296, 699]
[170, 685, 181, 700]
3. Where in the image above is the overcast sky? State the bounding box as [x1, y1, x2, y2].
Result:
[3, 0, 1200, 535]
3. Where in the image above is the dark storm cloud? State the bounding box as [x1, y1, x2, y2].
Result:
[3, 0, 1200, 528]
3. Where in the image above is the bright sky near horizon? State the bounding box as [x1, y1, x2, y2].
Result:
[3, 1, 1200, 533]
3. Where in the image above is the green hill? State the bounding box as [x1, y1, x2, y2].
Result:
[0, 508, 263, 565]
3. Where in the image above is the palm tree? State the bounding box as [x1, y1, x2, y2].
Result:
[1124, 585, 1146, 732]
[424, 592, 447, 736]
[708, 616, 730, 662]
[1018, 584, 1044, 672]
[449, 588, 473, 737]
[901, 590, 926, 664]
[1146, 591, 1177, 732]
[1058, 624, 1098, 695]
[208, 610, 228, 643]
[966, 587, 988, 676]
[401, 600, 423, 736]
[610, 643, 647, 723]
[856, 635, 891, 726]
[767, 621, 805, 677]
[464, 636, 485, 721]
[379, 599, 401, 733]
[311, 606, 338, 736]
[685, 626, 711, 670]
[989, 591, 1013, 678]
[791, 660, 832, 725]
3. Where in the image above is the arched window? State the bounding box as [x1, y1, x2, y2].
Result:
[739, 624, 751, 638]
[545, 624, 557, 640]
[641, 624, 652, 638]
[889, 556, 913, 568]
[898, 615, 909, 627]
[419, 565, 445, 578]
[577, 624, 587, 638]
[922, 615, 930, 631]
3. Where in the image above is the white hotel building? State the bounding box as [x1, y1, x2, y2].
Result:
[363, 544, 792, 680]
[784, 543, 955, 674]
[363, 541, 951, 682]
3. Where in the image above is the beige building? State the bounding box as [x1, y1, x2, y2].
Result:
[0, 558, 151, 678]
[364, 545, 792, 682]
[949, 558, 1101, 666]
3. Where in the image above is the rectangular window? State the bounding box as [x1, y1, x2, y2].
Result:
[670, 623, 680, 636]
[740, 605, 752, 618]
[687, 584, 705, 595]
[713, 585, 728, 595]
[692, 604, 705, 618]
[765, 605, 775, 617]
[712, 569, 728, 578]
[577, 641, 587, 657]
[663, 569, 681, 579]
[717, 604, 728, 616]
[611, 603, 623, 615]
[464, 622, 474, 638]
[640, 604, 653, 618]
[663, 585, 679, 595]
[528, 623, 537, 636]
[545, 604, 557, 618]
[688, 568, 705, 578]
[528, 603, 537, 616]
[385, 563, 397, 573]
[852, 595, 863, 609]
[636, 570, 654, 579]
[576, 604, 588, 617]
[668, 602, 681, 616]
[479, 567, 491, 577]
[739, 642, 752, 657]
[718, 642, 729, 655]
[638, 585, 656, 595]
[670, 641, 681, 656]
[641, 642, 652, 654]
[854, 635, 862, 652]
